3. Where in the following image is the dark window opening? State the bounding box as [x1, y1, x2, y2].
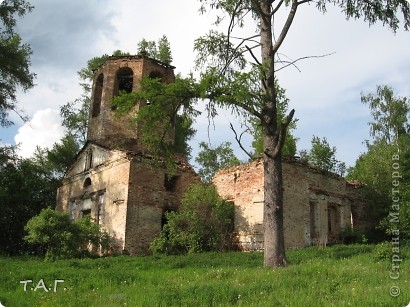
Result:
[164, 174, 179, 192]
[149, 71, 163, 80]
[83, 177, 92, 188]
[82, 209, 91, 217]
[92, 74, 104, 117]
[115, 67, 133, 96]
[85, 150, 93, 171]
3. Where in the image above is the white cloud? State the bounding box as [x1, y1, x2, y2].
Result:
[14, 108, 65, 158]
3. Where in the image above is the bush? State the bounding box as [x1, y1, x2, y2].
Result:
[24, 208, 111, 260]
[340, 227, 368, 244]
[373, 242, 393, 262]
[150, 183, 235, 254]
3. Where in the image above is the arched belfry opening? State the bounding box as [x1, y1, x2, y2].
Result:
[92, 73, 104, 117]
[115, 67, 133, 96]
[86, 55, 176, 152]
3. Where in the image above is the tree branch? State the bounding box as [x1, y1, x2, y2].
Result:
[272, 109, 295, 158]
[275, 52, 335, 72]
[246, 45, 263, 66]
[230, 122, 253, 159]
[272, 0, 299, 54]
[272, 0, 285, 15]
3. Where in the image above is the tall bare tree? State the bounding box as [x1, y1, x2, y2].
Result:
[195, 0, 410, 267]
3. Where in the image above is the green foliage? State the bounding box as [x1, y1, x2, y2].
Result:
[340, 227, 368, 244]
[361, 85, 409, 143]
[372, 241, 393, 262]
[77, 54, 109, 92]
[174, 113, 196, 159]
[348, 139, 397, 195]
[150, 183, 235, 254]
[195, 141, 240, 182]
[0, 149, 58, 255]
[307, 135, 347, 175]
[42, 135, 80, 178]
[112, 75, 199, 165]
[137, 35, 173, 64]
[60, 98, 90, 145]
[24, 208, 111, 260]
[0, 0, 35, 126]
[349, 85, 410, 241]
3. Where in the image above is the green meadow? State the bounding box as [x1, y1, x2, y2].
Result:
[0, 245, 408, 307]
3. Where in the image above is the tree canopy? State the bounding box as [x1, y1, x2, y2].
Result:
[349, 85, 410, 241]
[195, 141, 240, 182]
[137, 35, 173, 64]
[0, 0, 35, 126]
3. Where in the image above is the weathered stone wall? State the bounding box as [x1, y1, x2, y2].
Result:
[124, 158, 199, 254]
[56, 144, 131, 250]
[87, 55, 175, 152]
[212, 158, 354, 250]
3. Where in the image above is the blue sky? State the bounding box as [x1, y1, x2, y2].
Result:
[1, 0, 409, 169]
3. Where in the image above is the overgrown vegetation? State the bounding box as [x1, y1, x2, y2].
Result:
[24, 208, 111, 261]
[150, 183, 235, 254]
[348, 85, 410, 242]
[0, 245, 408, 306]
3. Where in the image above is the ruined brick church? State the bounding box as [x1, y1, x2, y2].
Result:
[56, 55, 368, 254]
[56, 55, 198, 254]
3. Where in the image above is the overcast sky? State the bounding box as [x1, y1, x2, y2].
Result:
[2, 0, 410, 169]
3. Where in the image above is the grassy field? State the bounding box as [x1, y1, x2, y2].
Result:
[0, 244, 409, 306]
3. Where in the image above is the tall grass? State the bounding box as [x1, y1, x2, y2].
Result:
[0, 245, 408, 306]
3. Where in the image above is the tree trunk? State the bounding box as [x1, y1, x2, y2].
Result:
[260, 0, 288, 268]
[263, 141, 287, 267]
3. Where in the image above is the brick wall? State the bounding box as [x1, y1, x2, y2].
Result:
[213, 158, 355, 250]
[124, 157, 199, 254]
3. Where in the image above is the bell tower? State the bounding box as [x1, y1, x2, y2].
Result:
[86, 55, 175, 152]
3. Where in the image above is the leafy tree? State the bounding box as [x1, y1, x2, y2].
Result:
[157, 35, 173, 64]
[349, 85, 410, 241]
[361, 85, 409, 144]
[307, 135, 346, 175]
[150, 183, 235, 254]
[0, 149, 58, 255]
[195, 141, 240, 182]
[121, 0, 410, 267]
[137, 35, 173, 64]
[24, 208, 111, 260]
[0, 0, 35, 126]
[192, 0, 410, 267]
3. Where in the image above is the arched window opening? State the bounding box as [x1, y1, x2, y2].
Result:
[115, 67, 133, 96]
[83, 177, 92, 188]
[92, 74, 104, 117]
